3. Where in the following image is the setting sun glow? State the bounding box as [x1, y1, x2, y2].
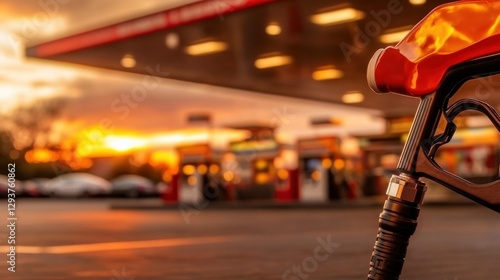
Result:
[104, 136, 146, 152]
[63, 128, 249, 159]
[25, 148, 59, 163]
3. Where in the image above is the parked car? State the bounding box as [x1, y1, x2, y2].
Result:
[111, 175, 156, 198]
[20, 178, 49, 197]
[45, 173, 111, 198]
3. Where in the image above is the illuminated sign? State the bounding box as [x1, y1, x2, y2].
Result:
[297, 137, 339, 153]
[177, 144, 210, 156]
[230, 139, 279, 153]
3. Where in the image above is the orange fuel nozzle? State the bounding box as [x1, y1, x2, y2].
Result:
[367, 0, 500, 97]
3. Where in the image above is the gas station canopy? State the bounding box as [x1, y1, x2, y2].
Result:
[26, 0, 453, 116]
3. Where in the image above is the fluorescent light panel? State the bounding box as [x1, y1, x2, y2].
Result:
[409, 0, 426, 5]
[311, 7, 365, 25]
[342, 91, 364, 104]
[185, 41, 228, 56]
[379, 29, 411, 44]
[312, 66, 344, 80]
[255, 55, 293, 69]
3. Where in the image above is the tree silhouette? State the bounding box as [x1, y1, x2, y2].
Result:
[5, 97, 66, 150]
[0, 97, 67, 179]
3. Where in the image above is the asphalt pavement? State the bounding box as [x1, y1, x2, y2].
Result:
[0, 199, 499, 279]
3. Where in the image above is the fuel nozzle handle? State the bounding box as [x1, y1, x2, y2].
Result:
[367, 0, 500, 97]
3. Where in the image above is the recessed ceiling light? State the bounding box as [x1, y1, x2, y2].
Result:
[312, 65, 344, 81]
[185, 41, 228, 56]
[342, 91, 364, 104]
[120, 54, 136, 68]
[379, 28, 411, 44]
[409, 0, 426, 5]
[266, 23, 282, 35]
[165, 32, 180, 49]
[311, 7, 365, 26]
[255, 54, 293, 69]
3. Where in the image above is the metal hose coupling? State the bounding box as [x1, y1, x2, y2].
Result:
[385, 174, 426, 205]
[368, 174, 427, 280]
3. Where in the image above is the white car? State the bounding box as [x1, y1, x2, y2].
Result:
[111, 175, 156, 198]
[20, 178, 49, 197]
[45, 173, 112, 198]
